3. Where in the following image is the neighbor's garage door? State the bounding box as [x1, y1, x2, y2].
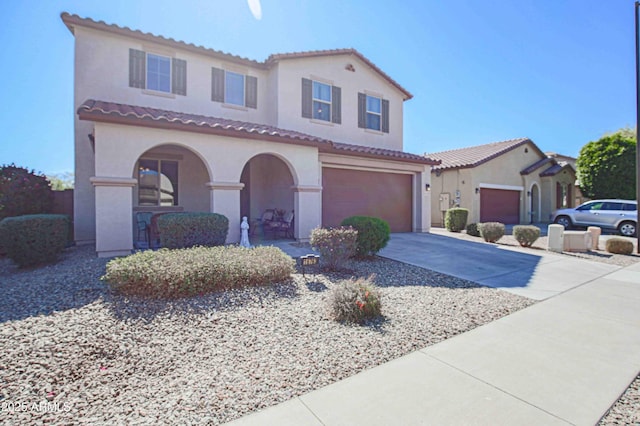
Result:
[322, 168, 412, 232]
[480, 188, 520, 224]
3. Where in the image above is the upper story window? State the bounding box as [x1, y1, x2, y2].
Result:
[301, 78, 341, 124]
[137, 159, 179, 206]
[129, 49, 187, 96]
[313, 81, 332, 121]
[211, 67, 258, 109]
[146, 54, 171, 93]
[365, 95, 382, 131]
[358, 92, 389, 133]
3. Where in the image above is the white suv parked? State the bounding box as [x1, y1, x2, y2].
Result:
[551, 199, 637, 237]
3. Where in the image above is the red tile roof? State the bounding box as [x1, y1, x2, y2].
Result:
[61, 13, 411, 100]
[78, 100, 438, 165]
[520, 157, 554, 175]
[267, 49, 412, 100]
[539, 163, 574, 177]
[425, 138, 537, 171]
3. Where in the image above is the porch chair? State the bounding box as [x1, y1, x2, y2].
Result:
[252, 209, 275, 236]
[267, 210, 294, 239]
[135, 211, 154, 246]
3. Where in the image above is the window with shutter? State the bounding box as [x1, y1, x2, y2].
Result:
[303, 78, 341, 124]
[211, 68, 256, 108]
[358, 93, 389, 133]
[129, 49, 186, 96]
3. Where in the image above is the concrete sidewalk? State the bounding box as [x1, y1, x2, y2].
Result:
[227, 234, 640, 426]
[227, 261, 640, 426]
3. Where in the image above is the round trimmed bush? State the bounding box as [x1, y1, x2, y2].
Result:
[0, 214, 70, 267]
[445, 208, 469, 232]
[479, 222, 505, 243]
[310, 226, 358, 270]
[513, 225, 541, 247]
[328, 276, 382, 323]
[466, 223, 481, 237]
[605, 237, 634, 255]
[340, 216, 390, 257]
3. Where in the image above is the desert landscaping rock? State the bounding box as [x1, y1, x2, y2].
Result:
[0, 244, 636, 424]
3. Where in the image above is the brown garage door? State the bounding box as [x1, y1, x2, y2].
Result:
[322, 168, 412, 232]
[480, 188, 520, 224]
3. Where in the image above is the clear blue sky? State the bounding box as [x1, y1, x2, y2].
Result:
[0, 0, 636, 176]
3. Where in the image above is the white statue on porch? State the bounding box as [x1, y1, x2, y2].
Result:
[240, 216, 252, 248]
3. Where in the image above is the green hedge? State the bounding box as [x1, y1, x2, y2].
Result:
[0, 214, 70, 267]
[157, 212, 228, 249]
[605, 237, 634, 255]
[340, 216, 390, 257]
[102, 245, 296, 298]
[445, 208, 468, 232]
[466, 223, 481, 237]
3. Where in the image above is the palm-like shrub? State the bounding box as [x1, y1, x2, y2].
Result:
[310, 226, 358, 270]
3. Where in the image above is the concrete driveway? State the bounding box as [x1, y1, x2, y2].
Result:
[379, 232, 620, 300]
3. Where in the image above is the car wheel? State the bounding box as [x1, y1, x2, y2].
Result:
[618, 221, 637, 237]
[554, 216, 572, 229]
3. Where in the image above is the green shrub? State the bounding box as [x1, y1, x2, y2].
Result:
[310, 226, 358, 270]
[328, 276, 382, 323]
[479, 222, 505, 243]
[340, 216, 390, 257]
[605, 237, 634, 255]
[0, 214, 70, 267]
[445, 208, 469, 232]
[0, 164, 54, 220]
[513, 225, 541, 247]
[102, 245, 295, 298]
[466, 223, 481, 237]
[157, 212, 228, 249]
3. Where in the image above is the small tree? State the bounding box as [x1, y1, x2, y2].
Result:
[576, 130, 636, 200]
[0, 164, 54, 220]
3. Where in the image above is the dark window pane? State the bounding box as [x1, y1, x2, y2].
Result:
[138, 159, 159, 206]
[313, 101, 331, 121]
[366, 113, 381, 130]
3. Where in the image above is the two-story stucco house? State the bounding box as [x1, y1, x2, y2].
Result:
[61, 13, 438, 257]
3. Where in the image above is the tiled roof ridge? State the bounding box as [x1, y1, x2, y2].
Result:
[78, 100, 333, 144]
[266, 49, 413, 100]
[61, 13, 412, 99]
[77, 99, 437, 165]
[61, 13, 264, 68]
[426, 137, 530, 158]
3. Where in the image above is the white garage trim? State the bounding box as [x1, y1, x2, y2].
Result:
[479, 183, 524, 191]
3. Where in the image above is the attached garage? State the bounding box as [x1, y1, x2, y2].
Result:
[480, 188, 520, 224]
[322, 167, 413, 232]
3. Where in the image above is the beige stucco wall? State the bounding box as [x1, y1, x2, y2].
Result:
[274, 56, 405, 151]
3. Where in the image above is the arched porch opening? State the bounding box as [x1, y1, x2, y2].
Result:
[529, 183, 540, 223]
[240, 154, 295, 238]
[132, 144, 210, 246]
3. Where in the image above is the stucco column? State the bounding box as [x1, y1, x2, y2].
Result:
[293, 185, 322, 241]
[207, 181, 244, 244]
[90, 177, 137, 257]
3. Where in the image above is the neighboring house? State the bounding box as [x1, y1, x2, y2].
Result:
[426, 138, 577, 226]
[61, 13, 437, 257]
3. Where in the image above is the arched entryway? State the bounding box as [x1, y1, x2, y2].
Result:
[132, 144, 210, 246]
[240, 154, 295, 237]
[529, 183, 540, 223]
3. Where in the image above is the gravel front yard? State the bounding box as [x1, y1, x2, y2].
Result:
[1, 238, 638, 425]
[0, 245, 534, 424]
